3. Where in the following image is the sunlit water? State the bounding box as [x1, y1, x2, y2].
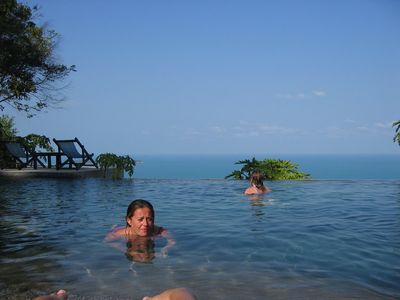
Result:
[0, 178, 399, 299]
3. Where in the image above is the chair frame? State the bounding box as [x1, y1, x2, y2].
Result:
[53, 137, 98, 170]
[2, 141, 46, 169]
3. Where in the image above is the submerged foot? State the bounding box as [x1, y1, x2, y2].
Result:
[33, 289, 68, 300]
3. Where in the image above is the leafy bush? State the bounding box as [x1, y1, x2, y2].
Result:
[225, 157, 310, 180]
[20, 134, 53, 152]
[95, 153, 136, 179]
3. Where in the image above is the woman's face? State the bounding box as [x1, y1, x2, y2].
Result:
[127, 207, 154, 237]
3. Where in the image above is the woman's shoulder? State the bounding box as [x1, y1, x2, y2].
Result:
[244, 186, 271, 195]
[105, 226, 125, 241]
[244, 186, 257, 195]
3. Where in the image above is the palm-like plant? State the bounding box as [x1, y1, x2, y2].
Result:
[225, 157, 310, 180]
[393, 120, 400, 145]
[95, 153, 136, 179]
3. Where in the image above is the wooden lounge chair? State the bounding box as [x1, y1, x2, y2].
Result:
[4, 142, 46, 169]
[53, 137, 98, 170]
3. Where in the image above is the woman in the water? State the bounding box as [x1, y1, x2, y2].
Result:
[106, 199, 175, 262]
[244, 171, 271, 195]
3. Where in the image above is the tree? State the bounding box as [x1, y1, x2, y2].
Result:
[393, 120, 400, 146]
[0, 114, 17, 168]
[225, 157, 311, 180]
[0, 0, 75, 117]
[0, 114, 17, 140]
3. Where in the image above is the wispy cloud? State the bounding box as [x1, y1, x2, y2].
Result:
[233, 122, 299, 137]
[259, 125, 298, 134]
[185, 128, 202, 136]
[374, 122, 393, 129]
[321, 120, 396, 138]
[312, 90, 327, 97]
[276, 90, 327, 100]
[209, 126, 226, 134]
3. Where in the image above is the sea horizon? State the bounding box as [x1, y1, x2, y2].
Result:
[132, 153, 400, 180]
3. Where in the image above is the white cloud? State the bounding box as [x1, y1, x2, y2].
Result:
[312, 90, 327, 97]
[297, 93, 306, 98]
[276, 93, 296, 99]
[249, 131, 260, 137]
[374, 122, 393, 129]
[321, 120, 395, 139]
[209, 126, 226, 134]
[276, 90, 327, 100]
[259, 124, 297, 134]
[185, 128, 202, 136]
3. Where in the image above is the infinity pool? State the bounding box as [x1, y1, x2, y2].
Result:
[0, 178, 399, 299]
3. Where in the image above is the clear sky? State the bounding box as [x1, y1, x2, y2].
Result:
[7, 0, 400, 155]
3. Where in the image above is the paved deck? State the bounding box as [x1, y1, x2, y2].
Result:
[0, 167, 105, 179]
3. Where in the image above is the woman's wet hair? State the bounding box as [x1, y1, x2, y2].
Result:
[126, 199, 155, 227]
[250, 171, 265, 189]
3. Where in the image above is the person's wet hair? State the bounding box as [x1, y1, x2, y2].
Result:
[126, 199, 155, 227]
[250, 171, 265, 189]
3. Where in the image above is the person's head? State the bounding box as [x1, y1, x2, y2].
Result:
[126, 199, 155, 237]
[250, 170, 264, 188]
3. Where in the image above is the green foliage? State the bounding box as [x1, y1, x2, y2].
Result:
[0, 115, 17, 168]
[225, 157, 311, 180]
[20, 134, 53, 152]
[95, 153, 136, 179]
[0, 0, 76, 117]
[0, 115, 17, 139]
[393, 120, 400, 146]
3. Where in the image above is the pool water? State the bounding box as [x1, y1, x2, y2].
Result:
[0, 178, 399, 299]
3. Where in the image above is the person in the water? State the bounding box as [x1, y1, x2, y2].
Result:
[105, 199, 175, 262]
[244, 171, 271, 195]
[34, 287, 197, 300]
[33, 290, 67, 300]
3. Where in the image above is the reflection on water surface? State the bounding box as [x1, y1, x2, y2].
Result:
[0, 178, 399, 299]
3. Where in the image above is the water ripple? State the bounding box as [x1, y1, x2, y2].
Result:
[0, 178, 399, 299]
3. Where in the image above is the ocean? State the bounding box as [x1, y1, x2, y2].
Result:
[133, 154, 400, 180]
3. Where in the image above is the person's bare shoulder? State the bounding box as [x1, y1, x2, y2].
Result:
[105, 227, 125, 242]
[244, 187, 256, 195]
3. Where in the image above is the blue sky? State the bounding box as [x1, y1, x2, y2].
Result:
[7, 0, 400, 155]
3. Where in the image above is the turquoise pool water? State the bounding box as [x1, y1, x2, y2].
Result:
[0, 178, 399, 299]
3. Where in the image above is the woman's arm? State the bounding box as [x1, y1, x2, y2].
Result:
[159, 229, 176, 257]
[104, 227, 125, 242]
